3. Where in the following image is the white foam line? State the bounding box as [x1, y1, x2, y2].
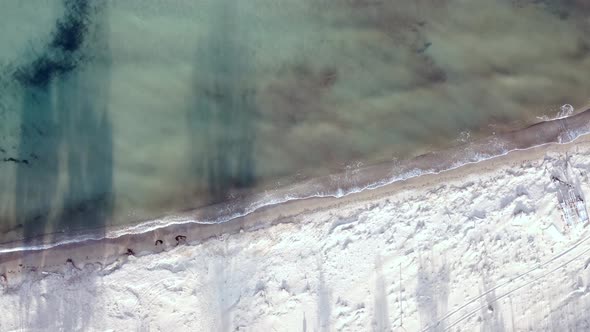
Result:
[1, 127, 589, 255]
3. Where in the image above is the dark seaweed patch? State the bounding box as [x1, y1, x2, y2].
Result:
[14, 0, 90, 87]
[15, 56, 76, 87]
[2, 157, 29, 165]
[50, 0, 89, 52]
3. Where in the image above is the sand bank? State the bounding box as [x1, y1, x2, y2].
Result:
[2, 116, 590, 330]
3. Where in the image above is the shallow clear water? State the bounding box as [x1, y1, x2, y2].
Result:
[1, 0, 590, 243]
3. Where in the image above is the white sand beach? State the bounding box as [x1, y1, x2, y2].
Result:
[3, 132, 590, 331]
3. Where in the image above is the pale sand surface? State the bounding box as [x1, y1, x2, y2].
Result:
[3, 134, 590, 330]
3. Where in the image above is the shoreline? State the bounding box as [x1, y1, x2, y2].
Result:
[1, 108, 590, 254]
[2, 110, 590, 330]
[2, 110, 590, 275]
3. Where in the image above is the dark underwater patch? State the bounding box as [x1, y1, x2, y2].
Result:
[14, 56, 76, 87]
[50, 0, 90, 52]
[14, 0, 90, 87]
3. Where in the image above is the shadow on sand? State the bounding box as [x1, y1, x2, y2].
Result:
[416, 254, 450, 332]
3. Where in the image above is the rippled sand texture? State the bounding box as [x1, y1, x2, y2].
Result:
[1, 0, 590, 241]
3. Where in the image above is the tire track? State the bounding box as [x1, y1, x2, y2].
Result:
[423, 230, 590, 331]
[443, 238, 590, 331]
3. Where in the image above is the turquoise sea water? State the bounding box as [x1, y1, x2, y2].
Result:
[1, 0, 590, 244]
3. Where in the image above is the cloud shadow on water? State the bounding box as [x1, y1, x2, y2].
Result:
[186, 0, 257, 211]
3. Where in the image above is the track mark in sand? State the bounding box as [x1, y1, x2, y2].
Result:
[443, 241, 590, 331]
[422, 230, 590, 331]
